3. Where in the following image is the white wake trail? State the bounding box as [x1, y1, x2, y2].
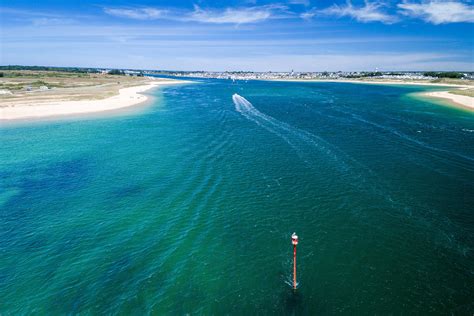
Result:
[233, 94, 299, 155]
[232, 93, 348, 171]
[231, 93, 406, 206]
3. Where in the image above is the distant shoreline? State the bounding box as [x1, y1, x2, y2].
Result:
[268, 78, 471, 87]
[0, 78, 190, 121]
[267, 78, 473, 110]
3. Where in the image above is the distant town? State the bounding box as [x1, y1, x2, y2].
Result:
[109, 69, 474, 81]
[1, 65, 473, 81]
[152, 70, 474, 81]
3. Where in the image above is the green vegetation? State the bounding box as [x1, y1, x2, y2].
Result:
[0, 83, 24, 91]
[107, 69, 125, 75]
[423, 72, 465, 79]
[31, 80, 48, 86]
[449, 89, 474, 97]
[1, 71, 89, 78]
[343, 71, 383, 78]
[0, 79, 65, 91]
[0, 69, 150, 96]
[364, 72, 383, 77]
[0, 65, 99, 73]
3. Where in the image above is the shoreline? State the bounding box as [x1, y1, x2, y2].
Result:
[0, 78, 190, 121]
[268, 78, 471, 88]
[267, 78, 473, 110]
[421, 90, 474, 111]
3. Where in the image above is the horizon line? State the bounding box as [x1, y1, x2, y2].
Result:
[1, 64, 473, 73]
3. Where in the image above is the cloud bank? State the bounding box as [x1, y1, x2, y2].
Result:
[302, 0, 473, 24]
[103, 8, 167, 20]
[104, 5, 288, 24]
[317, 1, 397, 24]
[398, 1, 474, 24]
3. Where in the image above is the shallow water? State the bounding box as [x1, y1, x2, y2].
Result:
[1, 79, 473, 314]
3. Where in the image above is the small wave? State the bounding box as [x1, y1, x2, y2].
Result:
[339, 109, 474, 165]
[232, 94, 417, 213]
[284, 279, 299, 289]
[232, 93, 348, 171]
[231, 94, 471, 253]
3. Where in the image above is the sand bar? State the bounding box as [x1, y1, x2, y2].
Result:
[0, 78, 190, 121]
[423, 90, 474, 110]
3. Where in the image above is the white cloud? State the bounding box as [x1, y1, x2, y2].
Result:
[103, 7, 167, 20]
[4, 45, 471, 71]
[288, 0, 311, 6]
[187, 5, 288, 24]
[164, 53, 474, 72]
[2, 19, 471, 71]
[311, 1, 398, 24]
[398, 1, 474, 24]
[102, 5, 288, 24]
[300, 8, 318, 20]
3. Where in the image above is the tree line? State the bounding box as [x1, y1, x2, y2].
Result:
[423, 72, 465, 79]
[0, 65, 100, 73]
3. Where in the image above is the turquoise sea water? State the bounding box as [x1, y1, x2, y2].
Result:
[1, 79, 473, 314]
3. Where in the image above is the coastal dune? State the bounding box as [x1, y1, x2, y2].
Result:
[0, 79, 188, 121]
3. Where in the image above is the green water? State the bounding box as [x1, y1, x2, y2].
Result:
[1, 80, 473, 314]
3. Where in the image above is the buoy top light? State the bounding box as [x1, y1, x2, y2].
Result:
[292, 232, 298, 245]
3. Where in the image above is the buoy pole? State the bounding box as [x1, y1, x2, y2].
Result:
[292, 232, 298, 290]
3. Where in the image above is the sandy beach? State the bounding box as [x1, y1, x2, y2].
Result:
[0, 78, 189, 121]
[423, 90, 474, 110]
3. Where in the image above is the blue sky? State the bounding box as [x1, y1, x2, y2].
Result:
[1, 0, 473, 71]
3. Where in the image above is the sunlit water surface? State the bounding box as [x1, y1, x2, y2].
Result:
[1, 79, 473, 314]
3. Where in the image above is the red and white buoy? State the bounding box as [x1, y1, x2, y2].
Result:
[291, 232, 299, 290]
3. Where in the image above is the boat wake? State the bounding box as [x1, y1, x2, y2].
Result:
[232, 93, 470, 258]
[232, 94, 412, 212]
[232, 93, 349, 172]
